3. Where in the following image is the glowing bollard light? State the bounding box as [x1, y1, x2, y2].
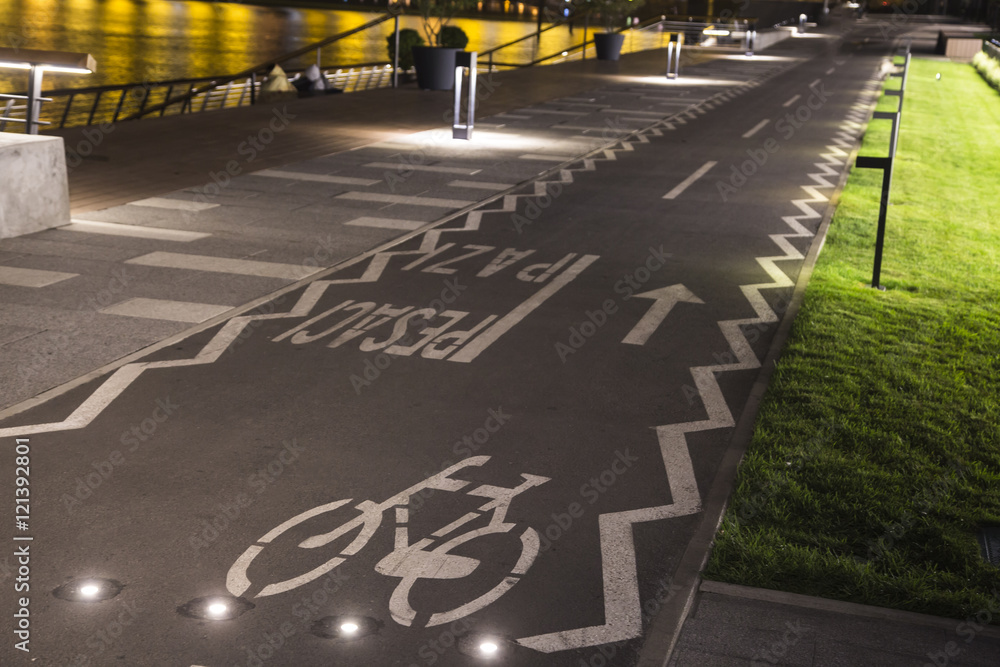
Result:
[0, 47, 95, 135]
[453, 51, 477, 140]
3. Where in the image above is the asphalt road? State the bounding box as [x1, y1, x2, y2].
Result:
[0, 23, 889, 667]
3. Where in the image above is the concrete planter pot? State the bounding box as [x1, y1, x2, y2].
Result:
[412, 46, 462, 90]
[594, 33, 625, 61]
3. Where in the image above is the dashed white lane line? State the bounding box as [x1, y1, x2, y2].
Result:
[826, 67, 836, 75]
[0, 266, 78, 288]
[251, 169, 379, 186]
[741, 119, 770, 139]
[363, 162, 482, 175]
[495, 113, 531, 119]
[809, 78, 821, 88]
[336, 192, 475, 208]
[64, 219, 210, 242]
[447, 180, 515, 191]
[99, 298, 232, 323]
[518, 154, 571, 162]
[127, 197, 218, 212]
[782, 94, 802, 107]
[662, 161, 717, 200]
[125, 252, 315, 280]
[344, 217, 426, 230]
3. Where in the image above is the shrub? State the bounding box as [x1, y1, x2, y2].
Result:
[972, 50, 1000, 90]
[416, 0, 477, 46]
[437, 25, 469, 49]
[387, 28, 425, 71]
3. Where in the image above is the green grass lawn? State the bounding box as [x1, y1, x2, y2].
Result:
[702, 57, 1000, 620]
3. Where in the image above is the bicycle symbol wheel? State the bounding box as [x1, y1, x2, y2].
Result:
[226, 456, 550, 626]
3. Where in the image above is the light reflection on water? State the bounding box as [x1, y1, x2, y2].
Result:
[0, 0, 664, 92]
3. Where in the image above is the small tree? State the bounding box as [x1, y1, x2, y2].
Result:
[589, 0, 646, 32]
[416, 0, 477, 46]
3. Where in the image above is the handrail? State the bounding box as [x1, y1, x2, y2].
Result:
[477, 9, 594, 59]
[19, 62, 393, 99]
[123, 11, 396, 121]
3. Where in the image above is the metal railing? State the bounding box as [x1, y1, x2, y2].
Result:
[0, 12, 401, 133]
[855, 45, 910, 290]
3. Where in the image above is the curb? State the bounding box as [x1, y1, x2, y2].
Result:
[636, 55, 878, 667]
[698, 580, 1000, 641]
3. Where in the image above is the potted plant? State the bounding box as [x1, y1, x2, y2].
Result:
[410, 0, 476, 90]
[590, 0, 646, 61]
[387, 27, 424, 82]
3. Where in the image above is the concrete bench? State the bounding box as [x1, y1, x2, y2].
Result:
[0, 133, 70, 239]
[936, 32, 983, 60]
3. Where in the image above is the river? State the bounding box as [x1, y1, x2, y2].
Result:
[0, 0, 664, 93]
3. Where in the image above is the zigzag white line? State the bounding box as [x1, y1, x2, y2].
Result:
[516, 72, 882, 654]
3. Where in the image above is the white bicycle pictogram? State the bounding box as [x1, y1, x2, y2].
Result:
[226, 455, 550, 627]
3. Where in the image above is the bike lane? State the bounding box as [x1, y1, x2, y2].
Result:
[0, 31, 884, 667]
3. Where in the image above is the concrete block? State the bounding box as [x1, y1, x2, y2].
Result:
[0, 133, 71, 239]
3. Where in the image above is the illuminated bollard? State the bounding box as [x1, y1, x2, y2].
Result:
[453, 51, 477, 140]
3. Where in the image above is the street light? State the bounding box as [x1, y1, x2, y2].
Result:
[0, 48, 96, 134]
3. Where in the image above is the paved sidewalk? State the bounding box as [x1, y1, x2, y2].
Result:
[2, 10, 998, 666]
[1, 45, 799, 413]
[669, 581, 1000, 666]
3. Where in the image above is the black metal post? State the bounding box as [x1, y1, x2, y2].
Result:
[855, 51, 908, 290]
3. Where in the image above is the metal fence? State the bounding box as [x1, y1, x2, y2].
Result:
[0, 64, 402, 133]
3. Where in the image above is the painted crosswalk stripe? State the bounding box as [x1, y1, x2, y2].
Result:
[663, 161, 717, 200]
[64, 219, 210, 242]
[741, 119, 770, 139]
[558, 102, 608, 108]
[599, 108, 666, 116]
[363, 162, 481, 175]
[345, 217, 426, 230]
[125, 252, 315, 280]
[251, 169, 379, 186]
[447, 180, 514, 191]
[518, 108, 590, 116]
[555, 125, 632, 133]
[99, 298, 232, 323]
[336, 192, 475, 208]
[518, 154, 571, 162]
[369, 142, 420, 151]
[782, 94, 802, 107]
[0, 266, 78, 287]
[128, 197, 219, 212]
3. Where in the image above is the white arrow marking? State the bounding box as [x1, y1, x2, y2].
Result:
[621, 285, 704, 346]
